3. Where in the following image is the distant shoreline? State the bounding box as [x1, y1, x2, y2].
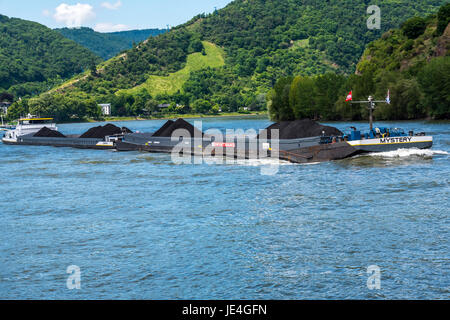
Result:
[83, 112, 268, 124]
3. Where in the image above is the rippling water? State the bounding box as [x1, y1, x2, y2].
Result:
[1, 117, 449, 299]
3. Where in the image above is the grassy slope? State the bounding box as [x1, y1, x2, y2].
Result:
[120, 41, 225, 96]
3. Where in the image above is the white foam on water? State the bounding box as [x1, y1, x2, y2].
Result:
[367, 148, 448, 158]
[234, 158, 324, 167]
[233, 158, 294, 167]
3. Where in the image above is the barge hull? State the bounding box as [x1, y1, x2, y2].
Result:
[348, 136, 433, 153]
[278, 142, 359, 164]
[2, 136, 114, 150]
[116, 134, 361, 163]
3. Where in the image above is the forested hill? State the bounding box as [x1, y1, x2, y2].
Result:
[354, 3, 450, 119]
[190, 0, 444, 73]
[26, 0, 447, 120]
[56, 27, 167, 60]
[0, 15, 102, 97]
[266, 3, 450, 122]
[0, 15, 101, 96]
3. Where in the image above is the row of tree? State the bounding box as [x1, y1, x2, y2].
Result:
[6, 92, 101, 122]
[3, 87, 255, 122]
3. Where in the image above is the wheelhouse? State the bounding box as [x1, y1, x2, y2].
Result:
[18, 118, 54, 125]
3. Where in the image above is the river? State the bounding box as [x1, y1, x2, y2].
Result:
[0, 117, 448, 299]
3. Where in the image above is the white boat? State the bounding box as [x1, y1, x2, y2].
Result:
[345, 127, 433, 153]
[2, 115, 57, 144]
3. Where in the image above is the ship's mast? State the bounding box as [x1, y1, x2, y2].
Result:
[352, 96, 387, 131]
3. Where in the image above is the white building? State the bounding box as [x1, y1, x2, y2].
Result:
[0, 102, 11, 115]
[99, 104, 111, 116]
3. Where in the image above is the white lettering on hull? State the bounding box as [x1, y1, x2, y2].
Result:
[380, 137, 412, 144]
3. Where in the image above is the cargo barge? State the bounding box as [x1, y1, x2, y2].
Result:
[115, 119, 433, 164]
[2, 116, 433, 164]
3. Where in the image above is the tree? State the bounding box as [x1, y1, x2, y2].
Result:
[143, 99, 159, 115]
[314, 73, 346, 119]
[113, 93, 135, 116]
[89, 63, 98, 77]
[375, 78, 424, 120]
[418, 56, 450, 119]
[268, 76, 293, 121]
[437, 3, 450, 35]
[289, 76, 316, 119]
[211, 104, 220, 114]
[189, 40, 204, 53]
[132, 89, 151, 116]
[401, 17, 427, 39]
[6, 99, 28, 120]
[0, 92, 14, 102]
[192, 99, 212, 114]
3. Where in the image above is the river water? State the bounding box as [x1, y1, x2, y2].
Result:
[0, 117, 449, 299]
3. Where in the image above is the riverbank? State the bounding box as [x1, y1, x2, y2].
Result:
[87, 112, 268, 123]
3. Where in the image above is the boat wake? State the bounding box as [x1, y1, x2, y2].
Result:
[234, 158, 296, 166]
[366, 148, 448, 158]
[201, 157, 296, 167]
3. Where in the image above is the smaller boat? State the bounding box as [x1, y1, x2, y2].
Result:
[2, 117, 128, 150]
[345, 127, 433, 153]
[2, 115, 57, 143]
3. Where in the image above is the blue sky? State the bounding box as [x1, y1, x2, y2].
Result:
[0, 0, 233, 32]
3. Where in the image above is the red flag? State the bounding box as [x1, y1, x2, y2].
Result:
[345, 91, 353, 102]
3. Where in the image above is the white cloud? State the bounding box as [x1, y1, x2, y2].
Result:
[94, 22, 131, 33]
[101, 1, 122, 10]
[53, 3, 96, 28]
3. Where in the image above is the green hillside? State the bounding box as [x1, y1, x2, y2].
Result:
[56, 27, 166, 60]
[354, 3, 450, 119]
[267, 3, 450, 121]
[0, 15, 102, 97]
[25, 0, 448, 119]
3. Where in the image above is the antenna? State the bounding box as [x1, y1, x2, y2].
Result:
[351, 95, 387, 131]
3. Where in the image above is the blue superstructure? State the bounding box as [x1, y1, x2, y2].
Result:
[347, 127, 409, 141]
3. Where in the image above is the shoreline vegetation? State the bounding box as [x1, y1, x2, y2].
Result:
[67, 113, 450, 125]
[74, 111, 268, 124]
[5, 112, 450, 126]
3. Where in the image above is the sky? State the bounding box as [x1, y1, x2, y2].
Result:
[0, 0, 233, 32]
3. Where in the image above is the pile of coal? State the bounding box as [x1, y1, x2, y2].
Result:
[152, 120, 174, 137]
[152, 119, 204, 137]
[80, 124, 130, 139]
[259, 119, 343, 139]
[33, 127, 66, 138]
[122, 127, 133, 134]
